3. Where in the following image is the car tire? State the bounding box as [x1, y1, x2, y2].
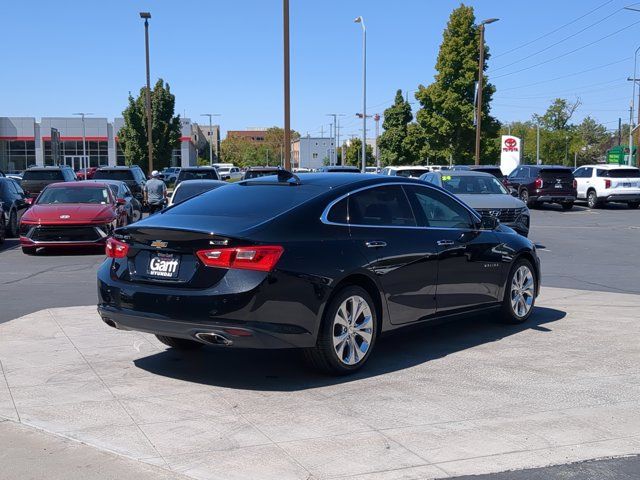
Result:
[628, 201, 639, 209]
[520, 189, 537, 208]
[21, 247, 36, 255]
[304, 286, 377, 375]
[0, 215, 5, 244]
[587, 190, 600, 209]
[7, 210, 18, 237]
[501, 258, 537, 325]
[155, 335, 205, 350]
[560, 202, 574, 211]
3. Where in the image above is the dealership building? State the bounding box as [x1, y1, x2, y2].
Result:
[0, 116, 220, 173]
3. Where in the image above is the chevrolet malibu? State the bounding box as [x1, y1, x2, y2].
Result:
[97, 173, 540, 374]
[20, 181, 129, 254]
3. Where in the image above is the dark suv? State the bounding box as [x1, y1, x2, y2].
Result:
[507, 165, 577, 210]
[175, 167, 220, 186]
[93, 166, 147, 202]
[21, 166, 77, 200]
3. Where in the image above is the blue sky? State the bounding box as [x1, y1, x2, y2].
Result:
[1, 0, 638, 138]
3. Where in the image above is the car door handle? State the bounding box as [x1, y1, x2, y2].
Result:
[365, 241, 387, 248]
[436, 240, 455, 246]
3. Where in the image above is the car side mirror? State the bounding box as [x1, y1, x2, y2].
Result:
[480, 216, 500, 230]
[116, 198, 127, 206]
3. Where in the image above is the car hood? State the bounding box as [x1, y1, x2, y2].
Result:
[22, 204, 116, 224]
[456, 194, 526, 210]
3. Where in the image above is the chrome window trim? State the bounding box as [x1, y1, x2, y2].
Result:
[319, 181, 482, 230]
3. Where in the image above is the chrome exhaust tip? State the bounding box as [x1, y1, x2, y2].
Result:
[195, 332, 233, 346]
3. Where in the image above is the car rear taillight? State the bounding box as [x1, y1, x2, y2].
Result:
[604, 179, 611, 189]
[197, 245, 284, 272]
[25, 197, 34, 205]
[534, 178, 543, 189]
[106, 237, 129, 258]
[572, 179, 577, 189]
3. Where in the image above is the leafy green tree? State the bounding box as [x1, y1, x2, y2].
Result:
[414, 4, 500, 164]
[118, 79, 181, 172]
[378, 90, 415, 165]
[220, 127, 300, 168]
[344, 138, 374, 167]
[534, 98, 581, 131]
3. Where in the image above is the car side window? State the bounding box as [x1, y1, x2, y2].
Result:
[326, 197, 348, 224]
[583, 167, 593, 178]
[405, 185, 474, 229]
[508, 167, 521, 179]
[348, 185, 416, 227]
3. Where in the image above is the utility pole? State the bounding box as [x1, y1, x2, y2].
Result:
[328, 123, 334, 165]
[475, 18, 499, 165]
[139, 12, 154, 175]
[336, 119, 342, 165]
[630, 104, 634, 166]
[374, 114, 380, 171]
[283, 0, 291, 171]
[618, 117, 622, 145]
[354, 16, 367, 172]
[536, 122, 541, 165]
[326, 114, 344, 165]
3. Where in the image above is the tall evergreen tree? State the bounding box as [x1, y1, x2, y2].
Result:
[414, 4, 500, 164]
[378, 90, 414, 165]
[118, 79, 181, 171]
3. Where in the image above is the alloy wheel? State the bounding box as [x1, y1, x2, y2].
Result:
[510, 265, 534, 318]
[520, 190, 528, 203]
[587, 191, 597, 208]
[332, 295, 373, 365]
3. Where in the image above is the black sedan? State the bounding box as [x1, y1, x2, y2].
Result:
[84, 180, 142, 223]
[0, 177, 30, 238]
[97, 174, 540, 374]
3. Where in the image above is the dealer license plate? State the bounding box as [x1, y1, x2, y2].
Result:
[148, 253, 180, 278]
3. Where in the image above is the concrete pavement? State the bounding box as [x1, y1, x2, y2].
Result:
[1, 286, 639, 479]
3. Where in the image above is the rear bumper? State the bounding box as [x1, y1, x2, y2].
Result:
[602, 193, 640, 202]
[97, 305, 315, 349]
[531, 194, 575, 203]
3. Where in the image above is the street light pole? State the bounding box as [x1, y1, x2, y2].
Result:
[475, 18, 499, 166]
[355, 16, 366, 172]
[374, 113, 380, 171]
[201, 114, 221, 166]
[283, 0, 291, 171]
[72, 112, 92, 173]
[140, 12, 154, 175]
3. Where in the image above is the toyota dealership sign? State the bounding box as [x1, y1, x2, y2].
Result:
[500, 135, 521, 175]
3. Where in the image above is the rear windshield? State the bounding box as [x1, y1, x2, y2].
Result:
[168, 183, 323, 220]
[395, 169, 429, 178]
[178, 170, 218, 181]
[244, 170, 279, 179]
[37, 187, 110, 205]
[441, 175, 507, 195]
[23, 170, 64, 181]
[173, 183, 224, 203]
[597, 168, 640, 178]
[540, 168, 573, 176]
[94, 170, 134, 181]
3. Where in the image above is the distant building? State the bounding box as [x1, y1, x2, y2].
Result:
[292, 136, 336, 170]
[0, 116, 204, 172]
[227, 129, 268, 144]
[193, 123, 221, 161]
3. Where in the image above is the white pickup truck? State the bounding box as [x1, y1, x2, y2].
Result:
[573, 164, 640, 209]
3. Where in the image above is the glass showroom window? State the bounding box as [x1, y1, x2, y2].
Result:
[0, 140, 35, 171]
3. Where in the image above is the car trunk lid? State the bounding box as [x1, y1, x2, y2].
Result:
[540, 168, 574, 192]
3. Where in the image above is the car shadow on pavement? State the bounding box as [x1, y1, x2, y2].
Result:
[134, 306, 566, 391]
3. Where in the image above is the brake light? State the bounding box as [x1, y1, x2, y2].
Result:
[604, 179, 611, 189]
[534, 177, 543, 189]
[197, 245, 284, 272]
[106, 237, 129, 258]
[573, 179, 577, 189]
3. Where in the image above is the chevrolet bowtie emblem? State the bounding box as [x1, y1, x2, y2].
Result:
[150, 240, 168, 248]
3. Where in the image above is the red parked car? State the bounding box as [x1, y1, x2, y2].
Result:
[76, 167, 99, 180]
[19, 181, 129, 255]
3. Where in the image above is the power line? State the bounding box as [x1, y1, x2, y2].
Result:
[498, 78, 627, 100]
[491, 19, 640, 79]
[492, 6, 621, 72]
[498, 57, 630, 91]
[492, 0, 615, 59]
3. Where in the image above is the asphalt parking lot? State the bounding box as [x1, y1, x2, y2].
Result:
[0, 202, 639, 479]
